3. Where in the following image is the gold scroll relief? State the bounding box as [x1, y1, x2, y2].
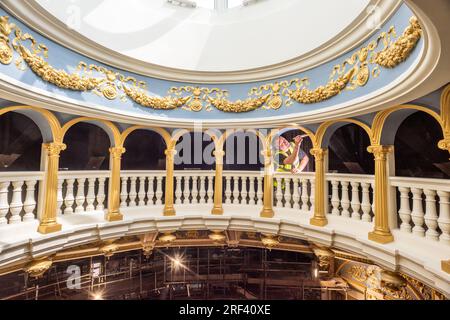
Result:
[0, 15, 422, 113]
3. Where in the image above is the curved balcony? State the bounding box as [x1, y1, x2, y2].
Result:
[0, 169, 449, 296]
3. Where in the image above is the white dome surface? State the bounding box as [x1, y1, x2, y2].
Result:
[36, 0, 372, 72]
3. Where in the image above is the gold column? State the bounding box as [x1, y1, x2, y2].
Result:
[310, 148, 328, 227]
[211, 149, 225, 215]
[37, 142, 66, 234]
[105, 146, 125, 222]
[260, 149, 274, 218]
[163, 147, 176, 216]
[367, 145, 394, 244]
[442, 260, 450, 274]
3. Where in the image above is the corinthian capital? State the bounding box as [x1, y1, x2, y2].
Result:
[310, 148, 327, 161]
[165, 148, 177, 157]
[367, 145, 393, 161]
[109, 146, 126, 159]
[43, 142, 67, 156]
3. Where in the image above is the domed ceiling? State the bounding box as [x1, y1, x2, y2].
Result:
[36, 0, 372, 72]
[0, 0, 436, 128]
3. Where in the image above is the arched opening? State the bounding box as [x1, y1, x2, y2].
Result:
[60, 122, 111, 171]
[175, 132, 215, 171]
[328, 124, 374, 175]
[0, 112, 42, 171]
[223, 131, 264, 171]
[394, 112, 448, 179]
[273, 129, 314, 173]
[122, 130, 166, 170]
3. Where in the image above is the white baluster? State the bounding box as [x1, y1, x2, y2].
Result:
[437, 191, 450, 244]
[129, 176, 138, 207]
[23, 180, 37, 221]
[138, 176, 146, 206]
[74, 178, 86, 213]
[424, 189, 439, 241]
[249, 177, 256, 205]
[330, 180, 340, 215]
[56, 179, 64, 215]
[241, 177, 249, 204]
[310, 179, 315, 213]
[232, 177, 239, 204]
[175, 176, 182, 205]
[9, 180, 24, 223]
[292, 178, 300, 209]
[370, 182, 375, 217]
[120, 176, 129, 208]
[275, 177, 283, 208]
[410, 188, 425, 237]
[64, 179, 75, 214]
[207, 176, 214, 204]
[148, 176, 156, 205]
[398, 187, 412, 232]
[361, 182, 372, 222]
[192, 176, 199, 203]
[350, 182, 361, 220]
[155, 176, 163, 205]
[199, 176, 206, 204]
[285, 177, 294, 208]
[256, 176, 263, 206]
[301, 179, 309, 211]
[85, 178, 96, 211]
[340, 181, 350, 218]
[183, 176, 190, 204]
[96, 177, 106, 211]
[225, 176, 232, 204]
[0, 182, 9, 224]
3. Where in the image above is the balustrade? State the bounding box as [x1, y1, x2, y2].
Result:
[326, 174, 375, 222]
[391, 177, 450, 244]
[0, 172, 43, 224]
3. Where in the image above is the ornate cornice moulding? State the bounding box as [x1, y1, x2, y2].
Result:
[0, 15, 423, 114]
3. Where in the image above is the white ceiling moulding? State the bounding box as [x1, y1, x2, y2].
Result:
[0, 0, 400, 84]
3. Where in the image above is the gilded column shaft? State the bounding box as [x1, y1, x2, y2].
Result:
[106, 147, 125, 222]
[163, 148, 176, 216]
[212, 150, 225, 215]
[310, 148, 328, 227]
[38, 142, 66, 234]
[368, 145, 394, 244]
[260, 149, 274, 218]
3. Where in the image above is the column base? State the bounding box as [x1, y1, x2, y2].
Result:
[163, 206, 176, 216]
[105, 211, 124, 222]
[260, 208, 274, 218]
[368, 230, 394, 244]
[211, 206, 224, 215]
[442, 260, 450, 274]
[37, 222, 62, 234]
[310, 217, 328, 227]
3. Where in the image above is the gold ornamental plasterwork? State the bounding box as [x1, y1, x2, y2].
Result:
[0, 15, 422, 113]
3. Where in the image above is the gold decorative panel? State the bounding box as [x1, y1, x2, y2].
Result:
[0, 15, 422, 113]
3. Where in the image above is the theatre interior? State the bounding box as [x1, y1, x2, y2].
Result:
[0, 0, 449, 301]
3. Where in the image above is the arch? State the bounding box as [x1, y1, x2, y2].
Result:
[316, 119, 373, 149]
[120, 126, 171, 148]
[440, 84, 449, 136]
[274, 125, 317, 147]
[0, 105, 61, 143]
[61, 117, 120, 147]
[393, 112, 449, 178]
[372, 104, 445, 146]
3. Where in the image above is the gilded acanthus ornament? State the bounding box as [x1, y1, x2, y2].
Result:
[0, 15, 422, 113]
[209, 94, 270, 113]
[374, 17, 422, 68]
[168, 86, 228, 112]
[288, 68, 355, 104]
[24, 258, 53, 278]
